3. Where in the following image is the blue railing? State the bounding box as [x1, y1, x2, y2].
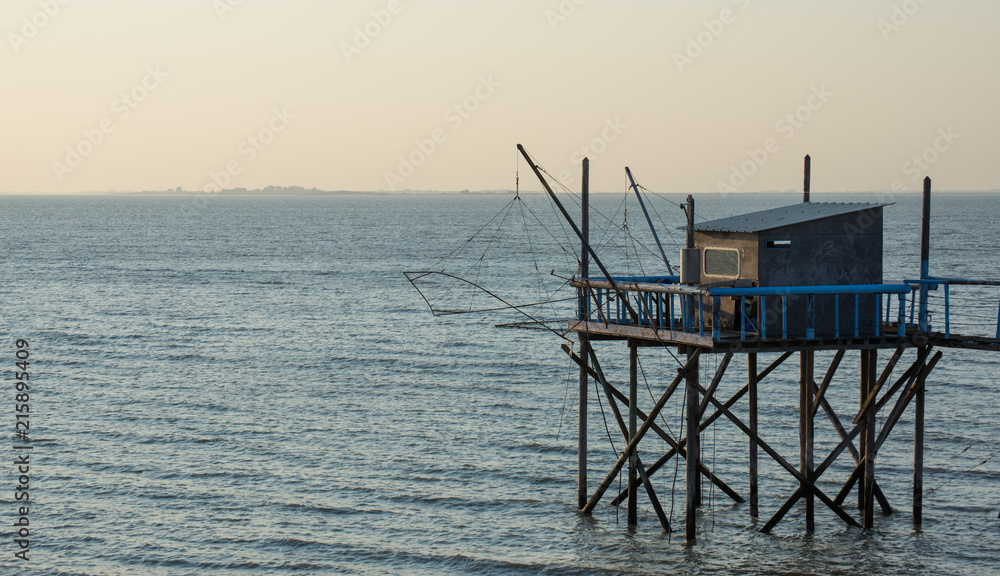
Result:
[905, 277, 1000, 339]
[708, 284, 912, 341]
[573, 277, 914, 343]
[575, 276, 705, 335]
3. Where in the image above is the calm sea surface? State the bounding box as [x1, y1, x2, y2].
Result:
[2, 192, 999, 575]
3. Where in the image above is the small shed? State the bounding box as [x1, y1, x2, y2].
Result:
[693, 202, 891, 338]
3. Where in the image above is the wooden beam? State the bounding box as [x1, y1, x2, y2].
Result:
[800, 351, 815, 530]
[749, 353, 759, 518]
[914, 346, 928, 526]
[628, 342, 639, 526]
[685, 346, 701, 543]
[568, 320, 715, 349]
[854, 347, 904, 425]
[811, 349, 845, 418]
[697, 352, 733, 419]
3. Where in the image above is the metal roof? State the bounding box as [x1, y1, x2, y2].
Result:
[693, 202, 892, 234]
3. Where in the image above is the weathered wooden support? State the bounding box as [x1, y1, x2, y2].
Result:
[748, 353, 759, 518]
[861, 349, 877, 528]
[581, 349, 701, 515]
[685, 376, 862, 530]
[800, 351, 815, 530]
[697, 353, 733, 419]
[803, 154, 811, 203]
[628, 341, 639, 526]
[834, 353, 923, 507]
[685, 345, 701, 543]
[578, 157, 589, 510]
[914, 346, 927, 526]
[811, 349, 845, 418]
[813, 377, 893, 514]
[854, 347, 904, 425]
[836, 349, 940, 514]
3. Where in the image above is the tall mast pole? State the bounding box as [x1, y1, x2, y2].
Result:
[625, 167, 672, 273]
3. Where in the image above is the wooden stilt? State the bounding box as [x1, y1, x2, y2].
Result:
[814, 379, 893, 514]
[628, 341, 639, 526]
[749, 353, 759, 518]
[578, 336, 589, 510]
[685, 345, 701, 543]
[577, 158, 590, 511]
[862, 349, 877, 528]
[914, 346, 928, 526]
[836, 350, 940, 509]
[800, 351, 815, 530]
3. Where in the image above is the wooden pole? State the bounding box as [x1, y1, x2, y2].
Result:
[628, 341, 639, 526]
[685, 345, 701, 543]
[749, 353, 759, 518]
[914, 346, 928, 525]
[862, 349, 877, 528]
[517, 144, 638, 321]
[803, 154, 811, 203]
[578, 158, 589, 510]
[800, 351, 815, 530]
[683, 195, 700, 542]
[919, 177, 931, 331]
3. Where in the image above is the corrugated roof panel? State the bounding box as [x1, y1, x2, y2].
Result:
[693, 202, 892, 233]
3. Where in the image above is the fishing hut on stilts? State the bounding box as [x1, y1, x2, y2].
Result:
[409, 144, 1000, 543]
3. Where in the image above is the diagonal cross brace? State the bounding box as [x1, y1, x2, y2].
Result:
[685, 375, 862, 529]
[561, 344, 744, 506]
[584, 346, 672, 531]
[581, 349, 702, 514]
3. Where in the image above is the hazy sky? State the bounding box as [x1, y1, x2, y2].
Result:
[4, 1, 999, 194]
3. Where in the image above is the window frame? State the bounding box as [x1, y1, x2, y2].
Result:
[703, 247, 740, 278]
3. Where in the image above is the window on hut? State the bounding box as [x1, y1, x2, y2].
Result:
[704, 248, 739, 277]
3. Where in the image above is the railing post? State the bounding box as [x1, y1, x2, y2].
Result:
[944, 283, 950, 338]
[761, 295, 767, 340]
[854, 294, 860, 338]
[995, 290, 1000, 339]
[834, 294, 840, 339]
[919, 177, 932, 331]
[898, 293, 906, 336]
[741, 296, 746, 341]
[713, 296, 721, 340]
[806, 294, 815, 339]
[782, 296, 788, 340]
